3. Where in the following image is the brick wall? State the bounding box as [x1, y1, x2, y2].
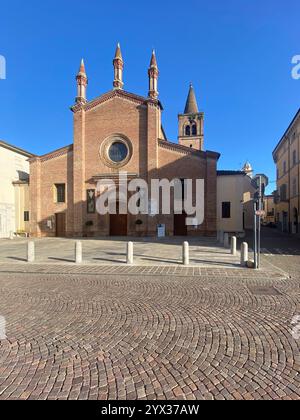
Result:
[29, 91, 219, 237]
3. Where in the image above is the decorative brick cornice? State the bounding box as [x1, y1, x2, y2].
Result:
[29, 144, 73, 163]
[158, 139, 220, 160]
[71, 90, 163, 113]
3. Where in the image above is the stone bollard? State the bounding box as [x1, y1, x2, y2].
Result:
[231, 236, 237, 256]
[183, 242, 189, 266]
[75, 241, 82, 264]
[127, 242, 134, 265]
[240, 242, 248, 267]
[224, 233, 229, 248]
[27, 241, 35, 263]
[9, 231, 14, 240]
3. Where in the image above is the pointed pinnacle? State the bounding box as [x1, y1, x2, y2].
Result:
[78, 58, 86, 75]
[114, 42, 123, 61]
[150, 50, 158, 68]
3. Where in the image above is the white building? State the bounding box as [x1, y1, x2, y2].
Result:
[0, 140, 34, 238]
[217, 163, 255, 237]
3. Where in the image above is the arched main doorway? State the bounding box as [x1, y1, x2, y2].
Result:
[109, 201, 128, 236]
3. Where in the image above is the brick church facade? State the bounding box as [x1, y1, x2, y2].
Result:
[29, 45, 220, 237]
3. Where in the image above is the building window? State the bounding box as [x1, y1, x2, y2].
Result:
[55, 184, 66, 203]
[24, 211, 29, 222]
[283, 161, 287, 174]
[293, 150, 297, 166]
[192, 124, 197, 136]
[108, 141, 128, 163]
[87, 189, 96, 214]
[185, 125, 191, 136]
[222, 202, 231, 219]
[280, 184, 287, 201]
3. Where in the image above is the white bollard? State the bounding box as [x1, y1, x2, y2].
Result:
[127, 242, 134, 265]
[241, 242, 248, 267]
[183, 242, 189, 266]
[231, 236, 237, 256]
[9, 231, 14, 240]
[75, 241, 82, 264]
[27, 241, 35, 263]
[224, 233, 229, 248]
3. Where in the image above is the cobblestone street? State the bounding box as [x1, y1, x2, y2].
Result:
[0, 229, 299, 400]
[0, 244, 300, 400]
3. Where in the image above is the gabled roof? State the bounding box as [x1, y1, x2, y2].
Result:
[159, 139, 220, 160]
[71, 89, 163, 113]
[29, 144, 73, 163]
[0, 140, 35, 158]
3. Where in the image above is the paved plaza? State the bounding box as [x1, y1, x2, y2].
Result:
[0, 237, 243, 268]
[0, 229, 299, 400]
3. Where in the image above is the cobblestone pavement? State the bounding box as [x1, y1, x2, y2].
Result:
[0, 269, 299, 400]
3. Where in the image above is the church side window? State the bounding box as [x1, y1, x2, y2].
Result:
[192, 124, 197, 136]
[55, 184, 66, 203]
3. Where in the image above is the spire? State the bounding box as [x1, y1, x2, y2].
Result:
[78, 58, 86, 76]
[76, 58, 88, 104]
[148, 50, 159, 99]
[242, 161, 253, 176]
[184, 84, 199, 114]
[114, 42, 123, 61]
[150, 49, 158, 68]
[113, 42, 124, 90]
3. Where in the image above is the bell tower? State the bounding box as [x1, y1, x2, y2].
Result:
[178, 84, 204, 151]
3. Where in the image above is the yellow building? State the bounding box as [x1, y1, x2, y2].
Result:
[217, 163, 255, 237]
[273, 109, 300, 233]
[0, 140, 33, 237]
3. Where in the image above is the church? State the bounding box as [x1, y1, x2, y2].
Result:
[29, 44, 220, 237]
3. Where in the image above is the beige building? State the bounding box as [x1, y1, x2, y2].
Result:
[273, 108, 300, 233]
[217, 163, 255, 236]
[0, 140, 33, 237]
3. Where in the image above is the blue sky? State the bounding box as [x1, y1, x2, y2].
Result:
[0, 0, 299, 193]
